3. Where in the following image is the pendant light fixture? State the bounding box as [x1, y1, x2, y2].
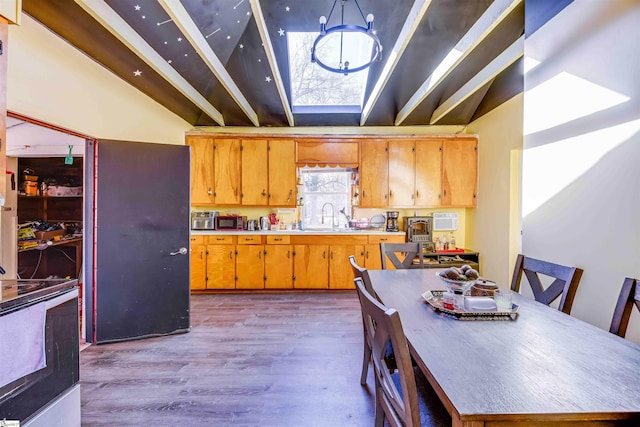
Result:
[311, 0, 383, 75]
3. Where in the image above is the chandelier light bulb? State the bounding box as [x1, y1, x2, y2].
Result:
[319, 16, 327, 25]
[366, 13, 374, 23]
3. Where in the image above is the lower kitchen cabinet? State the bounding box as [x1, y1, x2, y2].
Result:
[190, 237, 207, 290]
[190, 233, 408, 290]
[207, 243, 236, 289]
[264, 245, 293, 289]
[293, 245, 329, 289]
[329, 245, 364, 289]
[235, 244, 265, 289]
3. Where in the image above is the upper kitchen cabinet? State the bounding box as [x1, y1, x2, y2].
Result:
[241, 139, 269, 205]
[359, 139, 389, 208]
[187, 136, 215, 205]
[213, 138, 241, 205]
[441, 138, 477, 207]
[240, 138, 295, 207]
[268, 139, 296, 207]
[388, 139, 417, 207]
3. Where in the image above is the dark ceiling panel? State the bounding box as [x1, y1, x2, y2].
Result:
[21, 0, 524, 128]
[364, 0, 495, 126]
[470, 57, 523, 121]
[432, 82, 492, 125]
[22, 0, 210, 125]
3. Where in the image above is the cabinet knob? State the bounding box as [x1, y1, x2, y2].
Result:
[287, 189, 293, 202]
[207, 187, 212, 195]
[262, 189, 267, 197]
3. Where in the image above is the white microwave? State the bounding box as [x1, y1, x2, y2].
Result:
[433, 212, 458, 231]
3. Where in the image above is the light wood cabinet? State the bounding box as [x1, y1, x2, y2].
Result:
[190, 236, 207, 290]
[214, 138, 241, 205]
[187, 137, 215, 205]
[293, 244, 329, 289]
[359, 139, 389, 208]
[415, 139, 443, 206]
[206, 242, 236, 289]
[329, 244, 365, 289]
[388, 139, 415, 206]
[241, 139, 269, 205]
[442, 138, 477, 207]
[364, 235, 406, 270]
[235, 244, 265, 289]
[268, 139, 296, 206]
[264, 244, 293, 288]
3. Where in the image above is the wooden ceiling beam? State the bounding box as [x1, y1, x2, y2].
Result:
[360, 0, 433, 126]
[430, 35, 523, 124]
[249, 0, 294, 127]
[159, 0, 259, 127]
[74, 0, 225, 126]
[396, 0, 523, 126]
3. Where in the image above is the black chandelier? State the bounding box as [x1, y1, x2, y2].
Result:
[310, 0, 383, 75]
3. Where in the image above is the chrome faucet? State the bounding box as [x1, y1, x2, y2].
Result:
[321, 202, 336, 227]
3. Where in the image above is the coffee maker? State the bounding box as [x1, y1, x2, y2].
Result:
[386, 211, 399, 232]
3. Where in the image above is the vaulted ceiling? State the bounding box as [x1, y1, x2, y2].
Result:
[23, 0, 524, 127]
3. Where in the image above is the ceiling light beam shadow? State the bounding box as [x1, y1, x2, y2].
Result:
[430, 36, 523, 124]
[159, 0, 259, 127]
[360, 0, 433, 126]
[74, 0, 225, 126]
[395, 0, 523, 126]
[249, 0, 294, 126]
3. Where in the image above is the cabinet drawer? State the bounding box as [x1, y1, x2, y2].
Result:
[237, 235, 264, 244]
[368, 235, 406, 244]
[266, 235, 290, 245]
[190, 235, 204, 244]
[208, 235, 235, 244]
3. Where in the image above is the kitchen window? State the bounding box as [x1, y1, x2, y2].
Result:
[299, 168, 353, 229]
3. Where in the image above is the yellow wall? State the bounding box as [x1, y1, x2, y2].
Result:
[466, 94, 523, 286]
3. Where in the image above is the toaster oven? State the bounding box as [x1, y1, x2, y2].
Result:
[191, 211, 216, 230]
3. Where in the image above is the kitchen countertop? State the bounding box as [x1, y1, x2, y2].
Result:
[191, 229, 406, 236]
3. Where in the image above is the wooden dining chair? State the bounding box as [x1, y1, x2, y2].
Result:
[609, 277, 640, 338]
[349, 255, 375, 385]
[354, 277, 450, 427]
[510, 254, 583, 314]
[380, 242, 424, 269]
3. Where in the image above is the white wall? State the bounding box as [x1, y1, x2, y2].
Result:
[522, 0, 640, 343]
[7, 14, 192, 144]
[466, 94, 523, 287]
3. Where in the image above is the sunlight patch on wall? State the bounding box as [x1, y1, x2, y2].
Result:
[524, 71, 629, 135]
[522, 119, 640, 217]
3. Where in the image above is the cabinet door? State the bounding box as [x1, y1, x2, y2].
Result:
[214, 138, 241, 205]
[264, 244, 293, 289]
[190, 243, 207, 290]
[293, 245, 329, 289]
[268, 139, 296, 206]
[388, 140, 415, 207]
[415, 139, 443, 207]
[188, 137, 215, 204]
[442, 139, 477, 207]
[206, 244, 236, 289]
[359, 140, 389, 208]
[364, 244, 382, 270]
[235, 245, 265, 289]
[329, 244, 365, 289]
[241, 139, 269, 205]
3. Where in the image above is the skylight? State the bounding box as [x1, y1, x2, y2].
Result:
[287, 32, 371, 112]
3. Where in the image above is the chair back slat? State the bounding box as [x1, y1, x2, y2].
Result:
[610, 277, 640, 338]
[510, 254, 583, 314]
[380, 242, 424, 269]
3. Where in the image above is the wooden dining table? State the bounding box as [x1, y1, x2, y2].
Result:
[368, 268, 640, 427]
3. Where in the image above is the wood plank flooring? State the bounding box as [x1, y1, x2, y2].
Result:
[80, 293, 377, 426]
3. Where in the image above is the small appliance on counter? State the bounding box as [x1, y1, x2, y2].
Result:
[385, 211, 399, 232]
[215, 215, 246, 230]
[191, 211, 216, 230]
[406, 216, 433, 244]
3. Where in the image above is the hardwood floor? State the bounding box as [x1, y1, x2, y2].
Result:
[80, 293, 377, 426]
